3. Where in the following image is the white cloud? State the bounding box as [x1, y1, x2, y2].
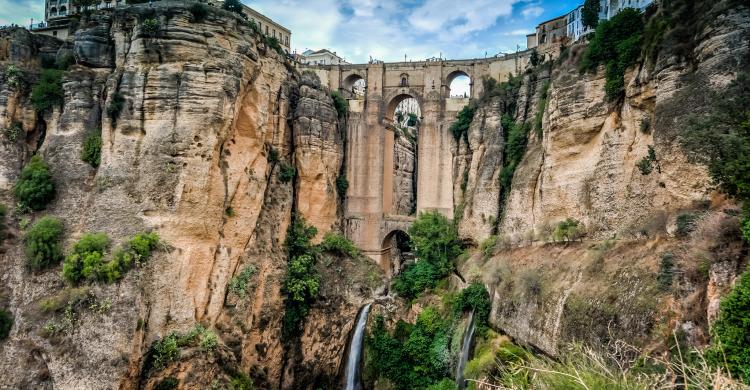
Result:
[0, 0, 44, 27]
[410, 0, 519, 34]
[521, 6, 544, 19]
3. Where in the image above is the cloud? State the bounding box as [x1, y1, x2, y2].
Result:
[0, 0, 44, 26]
[410, 0, 519, 34]
[521, 6, 544, 19]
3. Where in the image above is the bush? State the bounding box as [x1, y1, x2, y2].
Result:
[281, 216, 319, 339]
[228, 265, 256, 298]
[450, 103, 476, 140]
[62, 232, 111, 284]
[582, 0, 601, 29]
[318, 232, 359, 257]
[15, 155, 55, 212]
[336, 175, 348, 197]
[4, 64, 25, 90]
[107, 93, 124, 124]
[81, 131, 102, 167]
[222, 0, 244, 15]
[30, 69, 64, 113]
[499, 116, 531, 207]
[331, 91, 348, 118]
[148, 324, 218, 372]
[154, 377, 179, 390]
[2, 121, 23, 143]
[0, 308, 12, 340]
[742, 218, 750, 244]
[141, 18, 160, 37]
[150, 333, 179, 370]
[657, 252, 675, 291]
[676, 213, 698, 237]
[229, 373, 255, 390]
[278, 162, 295, 183]
[188, 2, 209, 22]
[263, 36, 284, 56]
[454, 282, 491, 335]
[25, 216, 64, 271]
[479, 235, 498, 258]
[534, 82, 550, 138]
[706, 269, 750, 383]
[553, 218, 585, 243]
[426, 379, 456, 390]
[637, 145, 660, 175]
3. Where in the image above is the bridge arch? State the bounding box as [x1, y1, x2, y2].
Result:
[446, 70, 472, 98]
[343, 73, 366, 97]
[380, 229, 412, 277]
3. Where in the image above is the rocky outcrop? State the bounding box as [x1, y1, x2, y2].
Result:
[0, 5, 377, 390]
[392, 127, 417, 216]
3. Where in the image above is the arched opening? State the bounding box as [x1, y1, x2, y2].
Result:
[343, 74, 366, 98]
[50, 6, 57, 15]
[381, 230, 413, 277]
[384, 95, 421, 217]
[447, 71, 471, 98]
[399, 73, 409, 87]
[59, 6, 67, 15]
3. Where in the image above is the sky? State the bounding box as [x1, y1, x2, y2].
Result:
[1, 0, 580, 63]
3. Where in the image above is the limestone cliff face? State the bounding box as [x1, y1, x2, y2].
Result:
[392, 127, 417, 216]
[454, 4, 750, 355]
[0, 5, 372, 390]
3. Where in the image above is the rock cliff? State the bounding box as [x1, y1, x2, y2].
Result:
[0, 4, 378, 389]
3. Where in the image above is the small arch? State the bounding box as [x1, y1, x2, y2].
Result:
[343, 74, 366, 97]
[446, 70, 471, 98]
[399, 73, 409, 87]
[381, 230, 413, 277]
[50, 6, 57, 15]
[59, 5, 67, 15]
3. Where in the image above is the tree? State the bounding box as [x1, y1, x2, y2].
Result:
[707, 269, 750, 383]
[582, 0, 601, 29]
[14, 155, 55, 211]
[222, 0, 244, 15]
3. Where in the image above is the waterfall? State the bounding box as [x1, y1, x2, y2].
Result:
[344, 303, 372, 390]
[456, 310, 476, 390]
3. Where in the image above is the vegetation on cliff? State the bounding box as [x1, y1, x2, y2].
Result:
[392, 211, 462, 299]
[706, 268, 750, 383]
[62, 232, 160, 284]
[281, 215, 320, 339]
[30, 69, 64, 113]
[25, 216, 64, 271]
[14, 155, 55, 212]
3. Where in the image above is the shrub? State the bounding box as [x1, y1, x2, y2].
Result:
[0, 308, 12, 340]
[706, 269, 750, 383]
[336, 175, 349, 197]
[25, 216, 64, 271]
[150, 333, 179, 370]
[278, 162, 295, 183]
[30, 69, 64, 113]
[534, 81, 550, 139]
[263, 36, 284, 56]
[107, 93, 124, 124]
[229, 373, 255, 390]
[154, 377, 179, 390]
[222, 0, 244, 15]
[742, 218, 750, 244]
[4, 64, 25, 90]
[267, 147, 279, 163]
[331, 91, 348, 118]
[553, 218, 585, 243]
[228, 265, 256, 298]
[637, 145, 659, 175]
[2, 122, 23, 143]
[318, 232, 359, 257]
[582, 0, 601, 29]
[480, 235, 498, 258]
[499, 115, 531, 207]
[676, 213, 698, 237]
[281, 216, 319, 339]
[14, 155, 55, 211]
[141, 18, 160, 37]
[454, 282, 491, 334]
[81, 130, 102, 167]
[450, 103, 476, 140]
[188, 2, 209, 22]
[529, 49, 541, 67]
[657, 252, 675, 291]
[62, 232, 111, 284]
[426, 379, 456, 390]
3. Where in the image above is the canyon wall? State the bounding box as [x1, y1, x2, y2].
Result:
[0, 4, 379, 389]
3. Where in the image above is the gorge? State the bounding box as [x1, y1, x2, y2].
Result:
[0, 0, 749, 389]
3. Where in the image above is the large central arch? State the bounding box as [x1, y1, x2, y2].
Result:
[383, 94, 421, 217]
[380, 229, 412, 277]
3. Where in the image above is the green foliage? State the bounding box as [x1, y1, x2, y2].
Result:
[228, 265, 256, 298]
[657, 252, 675, 291]
[81, 130, 102, 168]
[499, 115, 531, 207]
[707, 269, 750, 383]
[141, 18, 160, 37]
[426, 379, 456, 390]
[392, 212, 462, 299]
[553, 218, 585, 243]
[637, 145, 659, 175]
[0, 308, 12, 340]
[680, 73, 750, 206]
[278, 162, 295, 183]
[263, 36, 285, 56]
[148, 324, 219, 372]
[14, 155, 55, 211]
[55, 52, 75, 70]
[107, 93, 124, 124]
[450, 104, 476, 140]
[222, 0, 244, 15]
[676, 213, 698, 237]
[4, 64, 25, 90]
[336, 175, 349, 197]
[63, 232, 160, 284]
[30, 69, 63, 113]
[188, 2, 209, 22]
[281, 215, 320, 339]
[62, 232, 111, 284]
[2, 121, 22, 143]
[331, 91, 348, 118]
[582, 0, 601, 29]
[229, 373, 255, 390]
[150, 333, 179, 370]
[534, 81, 550, 139]
[318, 232, 360, 257]
[529, 49, 541, 67]
[742, 218, 750, 244]
[580, 8, 645, 100]
[267, 147, 279, 163]
[154, 377, 179, 390]
[454, 283, 491, 335]
[479, 235, 498, 258]
[25, 216, 64, 271]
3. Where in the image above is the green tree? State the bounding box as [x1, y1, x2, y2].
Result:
[281, 215, 320, 339]
[25, 216, 64, 271]
[222, 0, 244, 15]
[582, 0, 602, 30]
[707, 269, 750, 383]
[81, 131, 102, 167]
[30, 69, 64, 113]
[62, 232, 111, 284]
[14, 155, 55, 211]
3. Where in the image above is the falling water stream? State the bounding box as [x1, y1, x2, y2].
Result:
[344, 303, 372, 390]
[456, 310, 476, 390]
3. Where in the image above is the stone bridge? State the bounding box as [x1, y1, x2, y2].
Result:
[306, 52, 531, 276]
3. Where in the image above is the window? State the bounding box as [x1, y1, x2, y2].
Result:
[265, 26, 269, 34]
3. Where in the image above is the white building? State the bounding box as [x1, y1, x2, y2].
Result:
[602, 0, 655, 20]
[300, 49, 348, 66]
[566, 5, 591, 42]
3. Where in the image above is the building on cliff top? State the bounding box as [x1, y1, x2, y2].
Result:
[299, 49, 348, 66]
[30, 0, 291, 52]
